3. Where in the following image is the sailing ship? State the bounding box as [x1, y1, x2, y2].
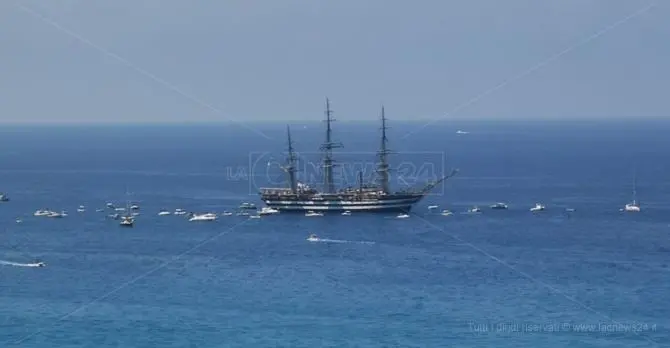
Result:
[623, 171, 640, 212]
[259, 99, 457, 212]
[120, 192, 134, 227]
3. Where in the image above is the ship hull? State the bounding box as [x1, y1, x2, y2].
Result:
[261, 195, 423, 212]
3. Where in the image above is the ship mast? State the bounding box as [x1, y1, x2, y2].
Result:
[285, 125, 298, 194]
[320, 98, 342, 193]
[376, 106, 391, 194]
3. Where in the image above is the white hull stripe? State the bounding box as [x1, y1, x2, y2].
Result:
[264, 198, 421, 206]
[266, 203, 413, 211]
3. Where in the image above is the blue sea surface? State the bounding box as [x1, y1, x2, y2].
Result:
[1, 120, 669, 347]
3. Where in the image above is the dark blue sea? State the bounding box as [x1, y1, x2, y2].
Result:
[1, 120, 669, 347]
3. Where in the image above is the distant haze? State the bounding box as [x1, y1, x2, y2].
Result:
[0, 0, 668, 125]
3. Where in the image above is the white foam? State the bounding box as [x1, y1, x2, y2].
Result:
[0, 260, 43, 267]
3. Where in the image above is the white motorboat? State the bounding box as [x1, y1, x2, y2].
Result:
[115, 207, 126, 212]
[34, 210, 51, 217]
[623, 172, 641, 212]
[239, 202, 256, 210]
[441, 210, 453, 216]
[189, 213, 217, 221]
[130, 205, 140, 210]
[120, 216, 134, 227]
[258, 207, 279, 215]
[174, 209, 187, 215]
[236, 212, 249, 216]
[490, 202, 508, 210]
[158, 210, 171, 216]
[530, 203, 545, 212]
[0, 193, 9, 202]
[341, 210, 352, 216]
[77, 205, 86, 213]
[306, 233, 319, 242]
[47, 211, 66, 218]
[427, 205, 438, 210]
[249, 215, 261, 219]
[305, 211, 323, 217]
[468, 206, 481, 213]
[222, 211, 233, 216]
[396, 213, 410, 219]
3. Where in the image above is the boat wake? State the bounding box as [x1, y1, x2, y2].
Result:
[0, 260, 43, 268]
[308, 238, 375, 245]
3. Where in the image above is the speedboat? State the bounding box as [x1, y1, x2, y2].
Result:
[115, 207, 126, 212]
[36, 262, 46, 267]
[222, 211, 233, 216]
[239, 202, 256, 210]
[249, 215, 261, 219]
[441, 209, 453, 216]
[341, 211, 352, 216]
[34, 210, 51, 217]
[236, 211, 249, 216]
[157, 210, 171, 216]
[428, 205, 438, 210]
[108, 213, 120, 220]
[396, 213, 410, 219]
[305, 211, 323, 217]
[120, 216, 134, 227]
[258, 207, 279, 215]
[468, 206, 481, 213]
[490, 202, 508, 210]
[624, 202, 640, 212]
[530, 203, 546, 212]
[307, 234, 319, 242]
[77, 205, 86, 213]
[130, 205, 140, 210]
[47, 211, 66, 218]
[189, 213, 217, 222]
[0, 193, 9, 202]
[174, 209, 187, 215]
[106, 203, 115, 209]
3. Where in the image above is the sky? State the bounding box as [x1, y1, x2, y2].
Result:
[0, 0, 668, 124]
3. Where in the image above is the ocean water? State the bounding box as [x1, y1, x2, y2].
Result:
[1, 120, 669, 347]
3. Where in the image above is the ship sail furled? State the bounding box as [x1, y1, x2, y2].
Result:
[319, 98, 343, 193]
[376, 106, 392, 194]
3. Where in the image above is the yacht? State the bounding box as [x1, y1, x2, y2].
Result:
[77, 205, 86, 213]
[120, 215, 134, 227]
[47, 211, 66, 218]
[428, 205, 439, 210]
[490, 202, 508, 210]
[222, 211, 233, 216]
[468, 206, 482, 213]
[174, 209, 187, 215]
[305, 211, 323, 217]
[189, 213, 217, 221]
[106, 203, 115, 209]
[130, 204, 140, 210]
[34, 210, 51, 217]
[530, 203, 546, 212]
[258, 207, 279, 215]
[0, 193, 9, 202]
[623, 172, 641, 212]
[341, 210, 352, 216]
[396, 213, 410, 219]
[239, 202, 256, 210]
[307, 234, 319, 242]
[441, 209, 453, 216]
[158, 210, 171, 216]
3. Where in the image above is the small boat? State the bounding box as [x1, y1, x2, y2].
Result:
[95, 208, 104, 212]
[47, 211, 66, 218]
[174, 209, 187, 215]
[34, 210, 51, 217]
[427, 205, 438, 210]
[307, 234, 319, 242]
[490, 202, 508, 210]
[530, 203, 545, 212]
[189, 213, 217, 222]
[305, 211, 323, 217]
[249, 215, 261, 219]
[120, 216, 134, 227]
[565, 208, 575, 212]
[239, 202, 256, 210]
[441, 210, 453, 216]
[130, 205, 140, 210]
[131, 212, 140, 217]
[222, 211, 233, 216]
[115, 207, 126, 212]
[0, 193, 9, 202]
[157, 210, 171, 216]
[258, 207, 279, 215]
[108, 213, 120, 220]
[36, 261, 46, 267]
[236, 212, 249, 216]
[77, 205, 86, 213]
[341, 211, 352, 216]
[468, 206, 481, 213]
[106, 203, 114, 208]
[15, 218, 22, 223]
[623, 170, 641, 212]
[396, 213, 410, 219]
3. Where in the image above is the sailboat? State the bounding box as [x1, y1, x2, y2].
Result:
[623, 172, 640, 212]
[120, 192, 135, 227]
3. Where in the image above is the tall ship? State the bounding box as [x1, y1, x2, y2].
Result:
[259, 99, 457, 212]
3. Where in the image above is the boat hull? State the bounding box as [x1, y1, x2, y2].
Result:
[261, 195, 422, 212]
